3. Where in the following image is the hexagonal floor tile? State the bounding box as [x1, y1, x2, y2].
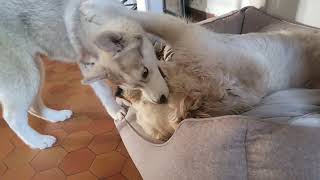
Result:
[0, 118, 7, 128]
[0, 138, 14, 160]
[30, 146, 67, 171]
[32, 168, 65, 180]
[66, 91, 102, 112]
[29, 117, 64, 132]
[3, 148, 39, 168]
[83, 111, 108, 121]
[10, 134, 29, 149]
[46, 128, 68, 146]
[108, 174, 127, 180]
[45, 83, 76, 105]
[62, 115, 92, 133]
[67, 171, 97, 180]
[121, 159, 142, 180]
[61, 131, 93, 152]
[28, 118, 46, 132]
[0, 127, 15, 140]
[2, 164, 35, 180]
[59, 148, 95, 175]
[116, 141, 130, 158]
[112, 128, 120, 136]
[88, 132, 121, 155]
[88, 120, 115, 135]
[0, 161, 7, 176]
[10, 130, 67, 149]
[90, 152, 126, 178]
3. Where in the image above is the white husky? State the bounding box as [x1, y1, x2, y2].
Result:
[0, 0, 168, 149]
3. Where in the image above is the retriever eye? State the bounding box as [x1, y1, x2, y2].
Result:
[142, 67, 149, 79]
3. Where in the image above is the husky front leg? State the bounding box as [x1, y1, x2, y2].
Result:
[79, 63, 127, 121]
[90, 80, 127, 120]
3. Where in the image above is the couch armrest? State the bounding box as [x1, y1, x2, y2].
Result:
[117, 113, 320, 180]
[242, 7, 320, 33]
[197, 9, 246, 34]
[116, 114, 249, 180]
[199, 6, 320, 34]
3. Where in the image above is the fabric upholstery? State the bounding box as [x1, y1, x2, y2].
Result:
[116, 7, 320, 180]
[116, 115, 249, 180]
[246, 120, 320, 180]
[199, 9, 245, 34]
[242, 7, 319, 33]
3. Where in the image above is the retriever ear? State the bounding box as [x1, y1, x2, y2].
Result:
[182, 91, 202, 112]
[94, 31, 126, 54]
[175, 91, 202, 120]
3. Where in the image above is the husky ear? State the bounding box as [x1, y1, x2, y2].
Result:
[94, 31, 126, 54]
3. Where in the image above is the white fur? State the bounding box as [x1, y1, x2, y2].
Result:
[0, 0, 166, 149]
[0, 35, 62, 149]
[90, 80, 127, 120]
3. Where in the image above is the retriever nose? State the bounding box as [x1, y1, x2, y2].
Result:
[158, 95, 168, 104]
[114, 87, 123, 97]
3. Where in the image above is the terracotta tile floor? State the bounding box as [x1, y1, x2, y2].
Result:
[0, 58, 142, 180]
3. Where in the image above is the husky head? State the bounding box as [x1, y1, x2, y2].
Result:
[82, 30, 169, 104]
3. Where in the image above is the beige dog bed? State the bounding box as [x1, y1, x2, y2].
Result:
[115, 7, 320, 180]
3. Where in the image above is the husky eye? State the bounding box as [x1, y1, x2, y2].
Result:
[142, 67, 149, 79]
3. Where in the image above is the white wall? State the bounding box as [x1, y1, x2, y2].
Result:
[189, 0, 320, 27]
[266, 0, 320, 27]
[206, 0, 242, 16]
[295, 0, 320, 27]
[189, 0, 265, 15]
[137, 0, 163, 12]
[265, 0, 298, 20]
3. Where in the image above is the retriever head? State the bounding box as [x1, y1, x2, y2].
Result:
[116, 83, 203, 141]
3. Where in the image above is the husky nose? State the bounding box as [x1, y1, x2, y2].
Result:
[158, 95, 168, 104]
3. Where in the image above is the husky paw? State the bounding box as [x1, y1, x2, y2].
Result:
[28, 135, 56, 150]
[109, 105, 127, 122]
[115, 107, 127, 122]
[116, 97, 131, 107]
[45, 110, 73, 123]
[29, 109, 73, 123]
